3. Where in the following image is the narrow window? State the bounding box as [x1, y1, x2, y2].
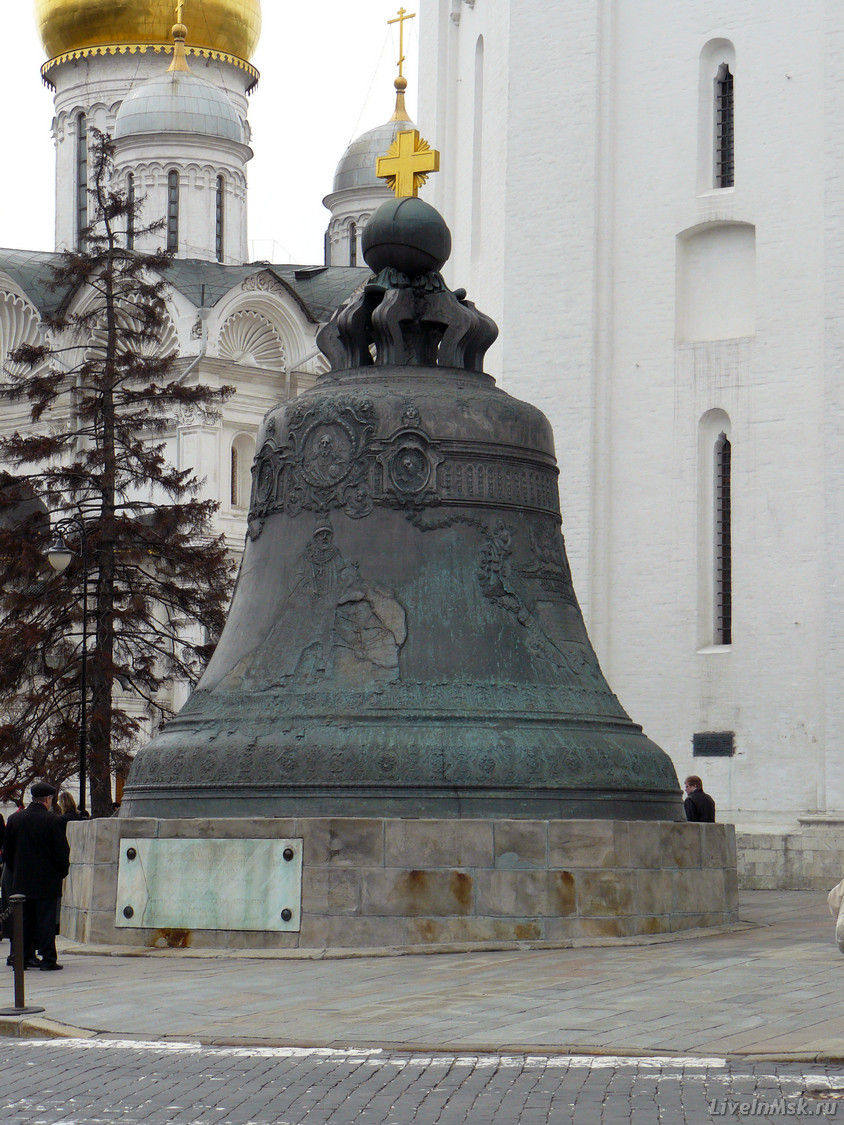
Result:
[230, 445, 239, 507]
[349, 222, 357, 267]
[471, 35, 484, 259]
[76, 113, 88, 248]
[714, 64, 734, 188]
[126, 173, 135, 250]
[167, 170, 180, 253]
[215, 175, 225, 263]
[714, 432, 732, 644]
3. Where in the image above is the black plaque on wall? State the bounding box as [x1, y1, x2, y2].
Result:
[692, 731, 735, 757]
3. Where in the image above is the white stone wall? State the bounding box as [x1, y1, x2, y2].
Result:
[418, 0, 841, 824]
[822, 7, 844, 817]
[113, 134, 251, 262]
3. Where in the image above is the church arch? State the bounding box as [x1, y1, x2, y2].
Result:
[86, 304, 179, 361]
[211, 285, 310, 376]
[229, 431, 256, 509]
[88, 101, 111, 134]
[70, 281, 180, 361]
[218, 309, 287, 371]
[0, 292, 43, 378]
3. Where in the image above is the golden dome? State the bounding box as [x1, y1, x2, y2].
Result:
[36, 0, 261, 70]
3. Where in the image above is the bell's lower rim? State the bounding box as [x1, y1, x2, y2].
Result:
[119, 784, 685, 822]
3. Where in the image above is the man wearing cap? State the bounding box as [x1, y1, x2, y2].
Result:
[3, 782, 70, 970]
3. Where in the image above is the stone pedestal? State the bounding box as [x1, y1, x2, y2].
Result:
[63, 816, 738, 951]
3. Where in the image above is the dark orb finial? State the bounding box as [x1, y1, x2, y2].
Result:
[318, 197, 496, 373]
[362, 197, 452, 277]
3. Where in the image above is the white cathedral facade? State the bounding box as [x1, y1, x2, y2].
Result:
[418, 0, 843, 829]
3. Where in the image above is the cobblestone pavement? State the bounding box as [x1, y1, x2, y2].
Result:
[2, 892, 841, 1057]
[1, 1039, 842, 1124]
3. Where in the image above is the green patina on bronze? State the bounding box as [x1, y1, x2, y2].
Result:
[122, 199, 683, 821]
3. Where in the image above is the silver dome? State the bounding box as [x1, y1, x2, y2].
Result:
[332, 118, 417, 194]
[114, 72, 244, 144]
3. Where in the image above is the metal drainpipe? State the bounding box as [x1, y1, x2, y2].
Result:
[179, 305, 210, 383]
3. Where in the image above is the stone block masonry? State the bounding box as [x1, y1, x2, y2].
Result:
[62, 816, 738, 951]
[737, 825, 844, 891]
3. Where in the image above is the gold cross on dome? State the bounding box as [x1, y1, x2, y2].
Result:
[175, 0, 184, 23]
[388, 7, 415, 80]
[376, 129, 440, 198]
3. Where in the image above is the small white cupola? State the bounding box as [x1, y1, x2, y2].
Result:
[113, 20, 253, 263]
[323, 76, 417, 267]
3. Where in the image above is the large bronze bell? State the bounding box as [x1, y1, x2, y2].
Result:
[122, 198, 682, 820]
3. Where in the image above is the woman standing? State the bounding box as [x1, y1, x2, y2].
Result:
[55, 791, 82, 938]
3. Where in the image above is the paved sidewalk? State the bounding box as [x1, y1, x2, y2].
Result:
[0, 891, 841, 1060]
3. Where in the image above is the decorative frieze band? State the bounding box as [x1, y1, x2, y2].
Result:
[246, 394, 560, 539]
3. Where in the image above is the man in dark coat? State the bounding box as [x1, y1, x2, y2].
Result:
[683, 775, 716, 823]
[4, 781, 70, 970]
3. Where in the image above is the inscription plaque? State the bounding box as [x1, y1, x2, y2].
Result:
[692, 731, 735, 757]
[115, 838, 303, 931]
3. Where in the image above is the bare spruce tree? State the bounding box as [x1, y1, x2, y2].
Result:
[0, 132, 235, 815]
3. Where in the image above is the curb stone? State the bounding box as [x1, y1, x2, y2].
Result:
[57, 919, 753, 961]
[0, 1015, 94, 1040]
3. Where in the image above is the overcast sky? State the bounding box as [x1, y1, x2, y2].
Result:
[0, 1, 420, 264]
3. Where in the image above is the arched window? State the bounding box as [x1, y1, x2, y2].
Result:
[697, 409, 732, 648]
[126, 173, 135, 250]
[713, 431, 732, 644]
[167, 170, 180, 253]
[230, 433, 256, 509]
[215, 175, 225, 263]
[698, 41, 735, 193]
[76, 112, 88, 248]
[349, 222, 357, 267]
[714, 63, 734, 188]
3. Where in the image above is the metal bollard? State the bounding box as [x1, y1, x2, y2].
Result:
[0, 895, 45, 1017]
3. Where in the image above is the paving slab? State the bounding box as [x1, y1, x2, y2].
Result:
[0, 890, 840, 1060]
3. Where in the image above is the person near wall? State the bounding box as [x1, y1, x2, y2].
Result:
[56, 791, 82, 826]
[828, 878, 844, 954]
[55, 791, 83, 936]
[683, 775, 716, 822]
[3, 781, 70, 970]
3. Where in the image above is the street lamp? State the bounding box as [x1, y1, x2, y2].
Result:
[46, 516, 89, 816]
